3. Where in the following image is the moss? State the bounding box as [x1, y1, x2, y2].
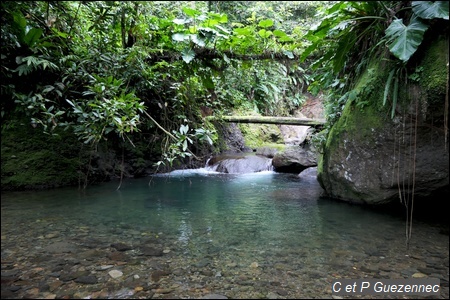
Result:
[419, 38, 448, 106]
[319, 58, 390, 183]
[326, 62, 388, 150]
[238, 123, 284, 149]
[1, 122, 83, 190]
[260, 143, 286, 151]
[222, 107, 285, 150]
[319, 31, 448, 201]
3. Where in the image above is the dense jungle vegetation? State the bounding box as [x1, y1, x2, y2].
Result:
[1, 1, 448, 189]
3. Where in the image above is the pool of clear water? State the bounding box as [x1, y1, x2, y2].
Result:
[1, 169, 448, 299]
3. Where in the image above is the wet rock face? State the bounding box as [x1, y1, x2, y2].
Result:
[318, 36, 449, 206]
[272, 144, 318, 173]
[207, 154, 273, 173]
[215, 122, 247, 152]
[319, 116, 449, 205]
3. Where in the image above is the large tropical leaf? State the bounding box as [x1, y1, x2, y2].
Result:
[385, 16, 429, 62]
[172, 33, 189, 42]
[181, 48, 195, 63]
[258, 19, 274, 28]
[23, 28, 43, 47]
[333, 30, 356, 73]
[412, 1, 449, 20]
[258, 29, 272, 38]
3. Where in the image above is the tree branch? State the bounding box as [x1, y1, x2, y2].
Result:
[146, 48, 299, 64]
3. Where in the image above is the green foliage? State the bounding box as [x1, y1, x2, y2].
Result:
[1, 0, 326, 180]
[385, 16, 429, 63]
[10, 10, 44, 48]
[1, 122, 82, 190]
[14, 55, 59, 76]
[412, 1, 449, 20]
[301, 0, 449, 127]
[382, 2, 448, 117]
[155, 123, 216, 169]
[66, 75, 145, 145]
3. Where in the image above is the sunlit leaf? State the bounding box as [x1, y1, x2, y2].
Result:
[173, 18, 190, 25]
[278, 36, 293, 42]
[223, 53, 230, 64]
[182, 7, 201, 17]
[273, 29, 288, 37]
[258, 19, 274, 28]
[203, 19, 219, 27]
[214, 24, 230, 35]
[234, 27, 252, 36]
[172, 33, 189, 42]
[192, 34, 206, 47]
[282, 50, 294, 59]
[181, 48, 195, 63]
[180, 124, 189, 134]
[258, 29, 272, 38]
[208, 12, 228, 23]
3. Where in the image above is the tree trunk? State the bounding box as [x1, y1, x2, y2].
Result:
[205, 115, 325, 127]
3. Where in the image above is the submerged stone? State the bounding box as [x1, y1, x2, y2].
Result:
[74, 276, 98, 284]
[43, 242, 78, 254]
[111, 243, 133, 251]
[108, 269, 123, 279]
[201, 294, 228, 299]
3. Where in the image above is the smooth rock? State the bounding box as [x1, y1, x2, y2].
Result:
[74, 276, 98, 284]
[111, 243, 133, 251]
[108, 269, 123, 279]
[98, 265, 114, 270]
[140, 246, 163, 256]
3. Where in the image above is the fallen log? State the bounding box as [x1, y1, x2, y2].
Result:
[205, 115, 326, 127]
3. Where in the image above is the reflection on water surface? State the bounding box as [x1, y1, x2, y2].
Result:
[1, 169, 448, 299]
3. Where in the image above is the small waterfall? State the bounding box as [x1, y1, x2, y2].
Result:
[205, 154, 273, 174]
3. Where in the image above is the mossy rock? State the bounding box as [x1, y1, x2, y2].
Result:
[1, 123, 83, 190]
[419, 37, 448, 115]
[318, 36, 449, 205]
[238, 123, 284, 149]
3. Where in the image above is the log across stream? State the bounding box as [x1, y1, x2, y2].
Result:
[205, 115, 326, 127]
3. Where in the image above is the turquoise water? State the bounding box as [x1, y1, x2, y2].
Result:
[1, 169, 448, 298]
[2, 170, 403, 251]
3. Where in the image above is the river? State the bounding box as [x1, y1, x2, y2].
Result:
[1, 168, 448, 299]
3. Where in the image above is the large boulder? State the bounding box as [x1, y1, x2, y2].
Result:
[272, 144, 318, 173]
[318, 109, 448, 205]
[317, 38, 449, 205]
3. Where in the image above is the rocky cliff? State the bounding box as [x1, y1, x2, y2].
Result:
[318, 37, 449, 205]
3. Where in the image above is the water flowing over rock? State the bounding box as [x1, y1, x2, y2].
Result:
[206, 154, 273, 173]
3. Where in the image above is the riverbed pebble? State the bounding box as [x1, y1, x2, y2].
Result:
[108, 270, 123, 279]
[1, 210, 448, 299]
